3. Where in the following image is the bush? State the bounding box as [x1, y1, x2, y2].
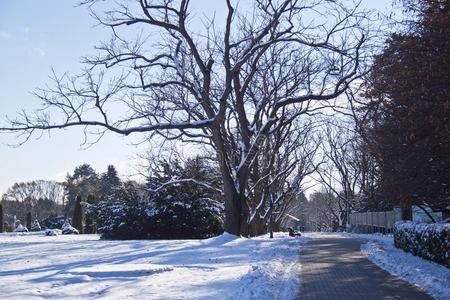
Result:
[14, 220, 28, 233]
[61, 219, 79, 235]
[31, 219, 42, 231]
[394, 221, 450, 267]
[41, 216, 68, 229]
[45, 229, 62, 236]
[95, 197, 224, 240]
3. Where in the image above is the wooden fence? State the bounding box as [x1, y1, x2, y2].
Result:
[348, 208, 403, 232]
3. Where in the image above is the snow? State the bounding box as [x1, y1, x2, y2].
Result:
[0, 232, 310, 300]
[339, 232, 450, 300]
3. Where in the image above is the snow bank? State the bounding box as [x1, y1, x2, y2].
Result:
[341, 232, 450, 299]
[0, 232, 310, 299]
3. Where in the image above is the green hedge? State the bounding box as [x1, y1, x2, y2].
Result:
[394, 221, 450, 267]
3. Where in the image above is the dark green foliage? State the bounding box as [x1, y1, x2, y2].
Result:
[99, 165, 122, 201]
[98, 197, 223, 240]
[72, 195, 84, 234]
[26, 212, 32, 230]
[0, 204, 3, 233]
[41, 215, 68, 229]
[84, 194, 98, 234]
[394, 221, 450, 267]
[64, 164, 99, 216]
[96, 157, 224, 240]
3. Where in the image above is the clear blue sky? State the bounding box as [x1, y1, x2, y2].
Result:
[0, 0, 394, 196]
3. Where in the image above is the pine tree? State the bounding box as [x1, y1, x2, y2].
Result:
[0, 204, 3, 233]
[99, 165, 121, 201]
[64, 164, 99, 216]
[26, 212, 32, 231]
[72, 195, 84, 234]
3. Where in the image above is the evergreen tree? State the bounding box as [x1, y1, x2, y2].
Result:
[0, 203, 3, 233]
[84, 194, 97, 234]
[96, 156, 224, 240]
[99, 165, 122, 201]
[64, 164, 99, 216]
[26, 212, 32, 231]
[72, 195, 84, 234]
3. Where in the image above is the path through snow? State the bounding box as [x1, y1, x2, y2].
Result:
[339, 232, 450, 299]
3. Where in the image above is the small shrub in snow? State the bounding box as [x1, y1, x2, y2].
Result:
[31, 219, 42, 231]
[45, 229, 62, 236]
[41, 216, 68, 229]
[394, 221, 450, 267]
[15, 223, 29, 233]
[61, 219, 79, 235]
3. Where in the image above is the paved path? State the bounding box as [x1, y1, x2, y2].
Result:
[298, 234, 432, 300]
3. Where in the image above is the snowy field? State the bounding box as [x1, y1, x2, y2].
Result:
[0, 232, 310, 300]
[338, 232, 450, 300]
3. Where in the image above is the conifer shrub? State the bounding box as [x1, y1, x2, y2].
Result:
[72, 195, 84, 234]
[26, 212, 32, 231]
[31, 219, 42, 231]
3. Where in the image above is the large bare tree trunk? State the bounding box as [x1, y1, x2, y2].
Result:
[223, 185, 242, 236]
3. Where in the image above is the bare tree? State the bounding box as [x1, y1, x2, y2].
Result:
[316, 119, 376, 229]
[1, 180, 65, 222]
[247, 120, 320, 236]
[1, 180, 65, 207]
[1, 0, 375, 235]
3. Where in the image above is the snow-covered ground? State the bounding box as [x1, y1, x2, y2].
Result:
[0, 232, 310, 300]
[339, 232, 450, 300]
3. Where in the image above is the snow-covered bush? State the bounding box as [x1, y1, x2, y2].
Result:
[45, 229, 62, 236]
[61, 219, 79, 235]
[31, 219, 42, 231]
[96, 197, 223, 240]
[149, 195, 224, 239]
[95, 200, 146, 240]
[41, 216, 68, 229]
[14, 223, 29, 232]
[394, 221, 450, 267]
